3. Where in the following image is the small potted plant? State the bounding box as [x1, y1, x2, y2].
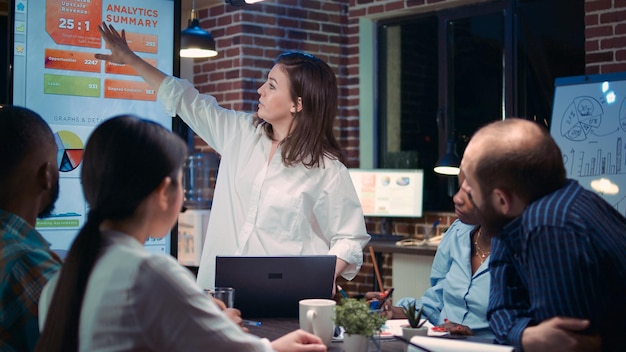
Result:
[334, 298, 387, 352]
[400, 300, 431, 340]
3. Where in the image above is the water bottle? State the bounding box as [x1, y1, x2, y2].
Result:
[183, 151, 219, 209]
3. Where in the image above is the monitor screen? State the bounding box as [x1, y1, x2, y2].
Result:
[349, 169, 424, 217]
[10, 0, 180, 256]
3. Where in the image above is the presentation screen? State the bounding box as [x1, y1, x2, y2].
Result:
[11, 0, 180, 256]
[349, 169, 424, 217]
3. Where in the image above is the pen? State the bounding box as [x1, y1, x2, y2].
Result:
[243, 319, 262, 327]
[337, 285, 349, 298]
[379, 287, 394, 307]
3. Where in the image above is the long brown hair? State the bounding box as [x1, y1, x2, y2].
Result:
[254, 51, 345, 168]
[36, 116, 187, 351]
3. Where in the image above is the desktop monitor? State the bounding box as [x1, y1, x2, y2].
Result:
[348, 169, 424, 218]
[8, 0, 181, 256]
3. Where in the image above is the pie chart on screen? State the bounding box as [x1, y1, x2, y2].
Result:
[55, 130, 84, 172]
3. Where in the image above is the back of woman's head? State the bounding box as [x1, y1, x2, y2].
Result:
[82, 115, 187, 219]
[36, 115, 187, 352]
[272, 52, 345, 167]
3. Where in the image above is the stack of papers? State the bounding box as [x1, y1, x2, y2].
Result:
[382, 319, 515, 352]
[407, 336, 515, 352]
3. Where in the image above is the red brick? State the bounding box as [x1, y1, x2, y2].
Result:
[585, 13, 599, 26]
[587, 51, 614, 64]
[602, 62, 626, 73]
[585, 39, 600, 52]
[600, 9, 626, 23]
[586, 0, 612, 12]
[586, 25, 614, 38]
[600, 35, 626, 50]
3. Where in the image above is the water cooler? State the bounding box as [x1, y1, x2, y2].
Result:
[178, 151, 219, 267]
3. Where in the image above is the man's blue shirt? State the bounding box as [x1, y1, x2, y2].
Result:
[488, 179, 626, 351]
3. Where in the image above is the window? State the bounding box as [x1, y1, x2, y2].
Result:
[377, 0, 584, 211]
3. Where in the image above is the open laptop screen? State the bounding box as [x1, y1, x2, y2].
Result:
[215, 255, 336, 318]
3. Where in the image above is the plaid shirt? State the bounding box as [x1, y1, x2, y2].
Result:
[0, 209, 61, 352]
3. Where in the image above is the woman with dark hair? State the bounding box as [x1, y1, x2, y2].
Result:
[35, 116, 326, 351]
[366, 171, 493, 338]
[94, 23, 370, 290]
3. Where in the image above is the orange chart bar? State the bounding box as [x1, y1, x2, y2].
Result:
[104, 79, 156, 101]
[45, 48, 101, 73]
[120, 32, 158, 54]
[105, 57, 157, 76]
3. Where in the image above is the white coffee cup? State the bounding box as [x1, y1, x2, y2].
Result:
[299, 298, 336, 347]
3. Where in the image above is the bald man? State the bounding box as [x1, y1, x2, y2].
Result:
[0, 106, 62, 351]
[460, 118, 625, 352]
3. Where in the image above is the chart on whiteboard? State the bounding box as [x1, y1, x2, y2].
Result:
[550, 74, 626, 216]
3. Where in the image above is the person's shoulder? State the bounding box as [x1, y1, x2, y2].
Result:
[1, 232, 60, 269]
[323, 157, 348, 170]
[291, 156, 346, 177]
[21, 246, 62, 268]
[135, 253, 199, 298]
[528, 179, 613, 219]
[445, 220, 475, 237]
[138, 253, 194, 284]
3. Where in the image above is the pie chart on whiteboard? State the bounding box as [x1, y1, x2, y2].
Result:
[55, 130, 84, 172]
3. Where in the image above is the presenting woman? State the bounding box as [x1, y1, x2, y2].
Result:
[95, 23, 370, 289]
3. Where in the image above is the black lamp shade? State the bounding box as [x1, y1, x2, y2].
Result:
[226, 0, 264, 5]
[434, 140, 460, 176]
[180, 18, 218, 58]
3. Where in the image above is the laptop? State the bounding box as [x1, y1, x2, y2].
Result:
[215, 255, 336, 318]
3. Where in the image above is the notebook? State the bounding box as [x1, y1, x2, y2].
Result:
[214, 255, 336, 318]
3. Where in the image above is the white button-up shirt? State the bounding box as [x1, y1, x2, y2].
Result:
[39, 231, 273, 351]
[158, 77, 370, 288]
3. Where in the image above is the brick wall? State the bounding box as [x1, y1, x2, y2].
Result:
[190, 0, 358, 163]
[585, 0, 626, 74]
[191, 0, 626, 152]
[189, 0, 626, 296]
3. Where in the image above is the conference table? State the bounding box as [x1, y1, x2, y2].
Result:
[247, 318, 507, 352]
[247, 318, 406, 351]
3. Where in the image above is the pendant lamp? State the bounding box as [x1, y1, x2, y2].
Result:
[180, 2, 217, 58]
[433, 140, 460, 176]
[226, 0, 264, 5]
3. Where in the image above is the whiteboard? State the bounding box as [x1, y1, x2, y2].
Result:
[550, 73, 626, 216]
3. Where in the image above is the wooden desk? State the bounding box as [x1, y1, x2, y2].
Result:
[247, 318, 406, 352]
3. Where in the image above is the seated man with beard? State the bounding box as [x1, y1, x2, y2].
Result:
[0, 106, 62, 351]
[460, 118, 625, 352]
